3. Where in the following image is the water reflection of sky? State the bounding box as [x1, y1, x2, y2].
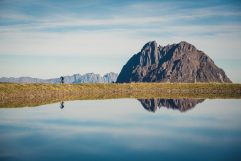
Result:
[0, 99, 241, 161]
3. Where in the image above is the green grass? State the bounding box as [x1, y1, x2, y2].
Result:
[0, 82, 241, 108]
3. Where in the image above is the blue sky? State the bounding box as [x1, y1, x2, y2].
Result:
[0, 0, 241, 82]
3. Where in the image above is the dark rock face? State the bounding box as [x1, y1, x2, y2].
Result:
[116, 41, 231, 83]
[138, 98, 204, 112]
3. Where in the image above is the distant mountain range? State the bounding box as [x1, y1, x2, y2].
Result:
[0, 72, 118, 84]
[117, 41, 231, 83]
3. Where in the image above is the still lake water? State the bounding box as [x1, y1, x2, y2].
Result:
[0, 98, 241, 161]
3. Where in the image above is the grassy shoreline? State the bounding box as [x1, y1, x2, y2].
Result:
[0, 82, 241, 107]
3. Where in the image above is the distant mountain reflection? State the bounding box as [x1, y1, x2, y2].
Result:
[138, 99, 205, 112]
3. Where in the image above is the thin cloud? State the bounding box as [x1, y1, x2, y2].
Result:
[0, 0, 241, 81]
[1, 1, 241, 32]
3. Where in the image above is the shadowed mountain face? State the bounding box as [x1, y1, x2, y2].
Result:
[138, 98, 204, 112]
[116, 41, 231, 83]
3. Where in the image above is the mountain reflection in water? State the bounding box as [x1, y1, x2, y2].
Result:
[58, 99, 205, 113]
[138, 99, 205, 112]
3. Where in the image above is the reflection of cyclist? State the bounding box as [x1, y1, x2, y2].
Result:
[60, 101, 64, 109]
[60, 76, 64, 84]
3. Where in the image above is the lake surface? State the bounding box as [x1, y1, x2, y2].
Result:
[0, 98, 241, 161]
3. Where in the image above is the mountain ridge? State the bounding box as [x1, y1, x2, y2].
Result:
[0, 72, 118, 84]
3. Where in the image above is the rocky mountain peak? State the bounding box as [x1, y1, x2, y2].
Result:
[139, 41, 160, 66]
[116, 41, 231, 83]
[141, 41, 158, 52]
[176, 41, 196, 52]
